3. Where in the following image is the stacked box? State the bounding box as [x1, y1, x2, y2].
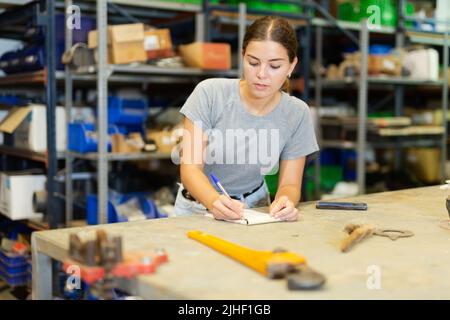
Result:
[0, 249, 31, 287]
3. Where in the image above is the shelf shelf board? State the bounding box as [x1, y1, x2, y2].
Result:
[0, 66, 239, 86]
[81, 0, 201, 12]
[210, 10, 308, 28]
[312, 77, 446, 88]
[312, 18, 396, 35]
[108, 64, 239, 77]
[321, 137, 443, 150]
[368, 77, 445, 86]
[0, 70, 46, 86]
[406, 31, 450, 46]
[66, 150, 173, 161]
[0, 145, 64, 162]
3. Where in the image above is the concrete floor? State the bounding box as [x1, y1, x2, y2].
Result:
[0, 280, 28, 300]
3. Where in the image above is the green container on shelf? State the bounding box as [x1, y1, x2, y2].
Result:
[246, 1, 272, 12]
[360, 0, 397, 27]
[264, 172, 279, 198]
[271, 3, 303, 14]
[338, 2, 360, 22]
[305, 165, 343, 200]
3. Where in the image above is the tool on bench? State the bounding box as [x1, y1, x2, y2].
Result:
[341, 224, 415, 252]
[64, 229, 168, 299]
[187, 230, 326, 290]
[373, 228, 414, 240]
[341, 224, 375, 252]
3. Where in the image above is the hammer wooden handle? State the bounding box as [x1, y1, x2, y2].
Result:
[340, 224, 374, 253]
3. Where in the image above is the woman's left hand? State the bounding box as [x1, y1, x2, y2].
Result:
[269, 196, 299, 221]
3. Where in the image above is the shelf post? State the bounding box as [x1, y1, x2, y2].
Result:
[45, 0, 60, 228]
[357, 20, 369, 195]
[97, 0, 109, 225]
[314, 25, 323, 199]
[64, 0, 73, 226]
[441, 29, 449, 182]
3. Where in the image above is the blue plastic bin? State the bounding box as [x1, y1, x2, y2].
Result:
[0, 45, 45, 74]
[106, 96, 149, 125]
[68, 123, 119, 153]
[86, 194, 117, 225]
[0, 249, 31, 287]
[26, 13, 96, 70]
[86, 192, 166, 225]
[0, 249, 28, 268]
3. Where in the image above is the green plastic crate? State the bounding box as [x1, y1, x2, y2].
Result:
[305, 165, 343, 200]
[338, 2, 360, 22]
[360, 0, 397, 27]
[339, 0, 414, 28]
[264, 172, 279, 198]
[246, 1, 303, 14]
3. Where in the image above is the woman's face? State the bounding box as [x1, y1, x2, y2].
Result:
[242, 40, 297, 99]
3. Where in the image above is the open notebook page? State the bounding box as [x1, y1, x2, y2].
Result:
[205, 208, 282, 225]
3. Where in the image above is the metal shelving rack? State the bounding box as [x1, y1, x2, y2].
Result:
[64, 0, 243, 225]
[0, 0, 61, 228]
[313, 1, 449, 195]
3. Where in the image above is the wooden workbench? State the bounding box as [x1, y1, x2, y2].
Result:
[32, 186, 450, 299]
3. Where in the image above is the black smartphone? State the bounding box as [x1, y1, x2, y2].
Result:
[315, 201, 368, 211]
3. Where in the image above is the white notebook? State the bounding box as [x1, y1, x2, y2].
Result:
[205, 208, 282, 225]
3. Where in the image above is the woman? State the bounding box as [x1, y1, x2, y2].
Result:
[174, 16, 319, 221]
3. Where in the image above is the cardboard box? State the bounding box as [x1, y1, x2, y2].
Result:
[111, 133, 144, 153]
[179, 42, 231, 70]
[147, 129, 178, 154]
[368, 55, 401, 76]
[0, 172, 46, 220]
[144, 28, 174, 60]
[0, 105, 66, 152]
[88, 23, 146, 64]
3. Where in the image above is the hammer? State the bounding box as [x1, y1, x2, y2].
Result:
[340, 224, 375, 253]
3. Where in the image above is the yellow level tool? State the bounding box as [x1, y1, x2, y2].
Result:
[187, 230, 326, 290]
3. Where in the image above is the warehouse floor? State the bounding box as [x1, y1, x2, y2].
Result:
[0, 280, 28, 300]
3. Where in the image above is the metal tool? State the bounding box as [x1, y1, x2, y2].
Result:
[373, 228, 414, 241]
[64, 229, 168, 299]
[187, 230, 326, 290]
[340, 224, 375, 252]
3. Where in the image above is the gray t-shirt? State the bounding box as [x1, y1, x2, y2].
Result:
[180, 78, 319, 196]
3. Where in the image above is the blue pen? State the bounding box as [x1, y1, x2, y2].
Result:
[210, 174, 232, 200]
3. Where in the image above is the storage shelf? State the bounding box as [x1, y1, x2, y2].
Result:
[109, 65, 239, 77]
[0, 71, 47, 86]
[312, 18, 450, 45]
[0, 145, 64, 162]
[66, 150, 173, 161]
[0, 67, 240, 86]
[210, 10, 308, 28]
[322, 137, 443, 150]
[82, 0, 201, 12]
[312, 18, 395, 35]
[406, 31, 450, 46]
[318, 77, 445, 87]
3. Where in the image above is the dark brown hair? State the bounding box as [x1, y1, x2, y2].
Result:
[242, 16, 298, 92]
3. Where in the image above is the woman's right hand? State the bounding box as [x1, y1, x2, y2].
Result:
[210, 195, 245, 220]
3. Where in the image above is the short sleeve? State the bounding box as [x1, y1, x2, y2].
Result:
[280, 106, 319, 160]
[180, 80, 214, 130]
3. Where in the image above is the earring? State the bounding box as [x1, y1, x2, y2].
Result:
[287, 73, 291, 79]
